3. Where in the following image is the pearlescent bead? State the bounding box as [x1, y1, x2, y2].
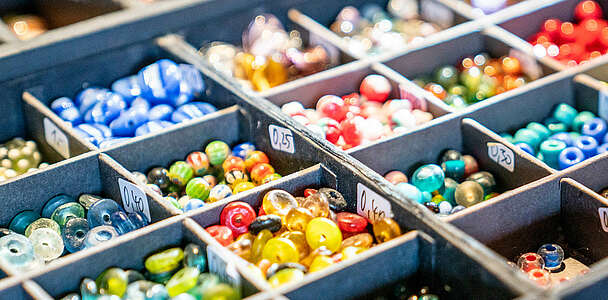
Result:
[466, 171, 496, 195]
[88, 199, 121, 227]
[395, 182, 422, 203]
[411, 164, 445, 192]
[83, 226, 118, 249]
[0, 233, 41, 272]
[29, 227, 64, 262]
[537, 243, 564, 270]
[455, 181, 484, 207]
[51, 202, 86, 227]
[553, 103, 577, 127]
[25, 218, 60, 237]
[559, 147, 585, 170]
[9, 211, 40, 235]
[63, 217, 89, 253]
[581, 117, 607, 143]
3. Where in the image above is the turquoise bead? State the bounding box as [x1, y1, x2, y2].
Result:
[513, 128, 541, 149]
[42, 194, 75, 219]
[51, 202, 85, 227]
[183, 243, 206, 271]
[539, 139, 567, 169]
[411, 164, 445, 192]
[395, 183, 422, 203]
[500, 133, 514, 144]
[80, 278, 98, 300]
[421, 191, 432, 203]
[440, 178, 458, 206]
[526, 122, 551, 141]
[9, 211, 40, 235]
[553, 103, 577, 127]
[441, 160, 465, 181]
[0, 233, 41, 272]
[569, 131, 581, 141]
[125, 270, 145, 283]
[547, 122, 567, 134]
[572, 111, 595, 132]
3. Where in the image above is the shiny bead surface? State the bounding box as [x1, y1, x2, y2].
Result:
[96, 268, 128, 297]
[455, 181, 485, 207]
[9, 211, 40, 235]
[51, 202, 85, 227]
[301, 193, 331, 218]
[205, 141, 230, 166]
[220, 201, 256, 236]
[537, 243, 564, 270]
[29, 227, 64, 262]
[25, 218, 60, 237]
[262, 190, 298, 216]
[185, 177, 211, 201]
[0, 233, 40, 272]
[88, 199, 121, 227]
[249, 215, 282, 235]
[206, 225, 234, 246]
[83, 226, 118, 249]
[336, 212, 367, 233]
[411, 164, 445, 192]
[166, 267, 200, 297]
[145, 247, 184, 274]
[517, 252, 545, 272]
[372, 218, 402, 243]
[306, 217, 342, 252]
[42, 194, 75, 218]
[285, 207, 314, 232]
[262, 237, 300, 263]
[62, 217, 89, 253]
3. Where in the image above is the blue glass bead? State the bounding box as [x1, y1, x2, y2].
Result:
[135, 121, 173, 137]
[173, 93, 193, 108]
[558, 147, 585, 170]
[76, 87, 107, 115]
[171, 104, 205, 123]
[513, 128, 541, 149]
[148, 104, 174, 121]
[539, 139, 567, 169]
[99, 138, 131, 150]
[183, 199, 205, 212]
[598, 143, 608, 155]
[9, 211, 40, 234]
[138, 59, 182, 105]
[548, 132, 573, 147]
[232, 143, 256, 159]
[51, 97, 82, 125]
[83, 92, 127, 125]
[131, 97, 150, 110]
[440, 178, 458, 206]
[515, 142, 535, 156]
[395, 182, 423, 203]
[574, 135, 598, 158]
[553, 103, 577, 127]
[91, 123, 113, 139]
[438, 201, 452, 215]
[441, 160, 465, 181]
[110, 211, 137, 235]
[51, 97, 75, 114]
[72, 127, 102, 146]
[572, 111, 595, 132]
[42, 194, 76, 219]
[179, 64, 205, 96]
[128, 212, 148, 229]
[526, 122, 551, 141]
[0, 233, 41, 272]
[62, 217, 89, 253]
[109, 106, 149, 137]
[83, 226, 118, 249]
[87, 199, 121, 227]
[581, 117, 607, 143]
[537, 243, 564, 270]
[500, 133, 514, 144]
[411, 164, 445, 192]
[192, 102, 217, 115]
[81, 278, 98, 300]
[51, 202, 85, 227]
[184, 243, 207, 271]
[111, 75, 142, 102]
[570, 131, 581, 141]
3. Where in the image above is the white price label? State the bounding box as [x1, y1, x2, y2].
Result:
[598, 207, 608, 232]
[509, 49, 542, 81]
[207, 244, 242, 290]
[421, 0, 454, 29]
[357, 183, 393, 223]
[598, 90, 608, 121]
[43, 118, 69, 158]
[118, 178, 151, 222]
[487, 142, 515, 172]
[268, 125, 295, 154]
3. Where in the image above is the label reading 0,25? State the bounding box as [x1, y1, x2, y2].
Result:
[268, 125, 295, 154]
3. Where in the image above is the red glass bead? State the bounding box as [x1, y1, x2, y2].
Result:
[245, 151, 270, 172]
[360, 74, 391, 103]
[316, 95, 347, 121]
[340, 116, 364, 146]
[542, 19, 562, 39]
[250, 163, 275, 185]
[206, 225, 234, 246]
[342, 93, 361, 106]
[222, 155, 246, 173]
[325, 125, 342, 144]
[559, 22, 577, 43]
[304, 189, 318, 197]
[336, 212, 368, 233]
[220, 201, 256, 236]
[575, 1, 603, 22]
[424, 83, 447, 100]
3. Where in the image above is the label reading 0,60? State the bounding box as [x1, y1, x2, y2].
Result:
[268, 125, 295, 154]
[357, 183, 393, 223]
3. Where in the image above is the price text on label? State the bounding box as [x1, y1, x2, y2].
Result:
[118, 178, 151, 222]
[487, 142, 515, 172]
[43, 118, 70, 158]
[357, 183, 393, 223]
[268, 125, 295, 154]
[599, 207, 608, 232]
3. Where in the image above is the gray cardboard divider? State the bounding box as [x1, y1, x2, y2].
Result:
[0, 277, 45, 300]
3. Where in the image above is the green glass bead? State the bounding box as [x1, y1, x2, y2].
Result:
[572, 111, 595, 132]
[553, 103, 578, 127]
[455, 181, 484, 207]
[448, 85, 469, 99]
[188, 273, 221, 298]
[411, 164, 445, 192]
[166, 267, 200, 297]
[433, 66, 459, 87]
[51, 202, 85, 227]
[125, 270, 145, 283]
[201, 283, 240, 300]
[95, 268, 128, 297]
[146, 270, 175, 284]
[440, 178, 458, 206]
[205, 141, 230, 166]
[145, 247, 184, 274]
[9, 211, 39, 234]
[168, 161, 194, 187]
[500, 134, 514, 144]
[443, 94, 467, 109]
[460, 67, 482, 92]
[466, 171, 496, 196]
[185, 178, 211, 201]
[513, 128, 541, 149]
[441, 160, 465, 181]
[25, 218, 60, 237]
[526, 122, 551, 141]
[166, 197, 182, 210]
[124, 280, 168, 300]
[547, 122, 567, 134]
[183, 243, 206, 271]
[79, 194, 103, 210]
[539, 139, 567, 169]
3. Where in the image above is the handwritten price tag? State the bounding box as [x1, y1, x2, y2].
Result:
[43, 118, 69, 158]
[357, 183, 393, 223]
[598, 207, 608, 232]
[207, 244, 242, 290]
[268, 125, 295, 154]
[487, 142, 515, 172]
[118, 178, 151, 222]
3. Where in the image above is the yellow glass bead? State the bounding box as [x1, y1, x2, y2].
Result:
[267, 268, 305, 288]
[285, 207, 314, 232]
[340, 233, 373, 250]
[340, 246, 366, 261]
[166, 267, 200, 297]
[262, 190, 298, 216]
[372, 218, 402, 243]
[266, 55, 288, 87]
[300, 246, 333, 268]
[262, 173, 282, 184]
[144, 248, 184, 274]
[245, 264, 266, 281]
[252, 66, 271, 91]
[236, 232, 254, 243]
[309, 255, 334, 273]
[234, 52, 255, 79]
[232, 181, 256, 194]
[301, 193, 330, 218]
[305, 217, 342, 252]
[280, 231, 310, 259]
[250, 229, 273, 263]
[227, 238, 252, 260]
[262, 237, 300, 264]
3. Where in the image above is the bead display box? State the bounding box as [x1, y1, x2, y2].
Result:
[3, 0, 608, 299]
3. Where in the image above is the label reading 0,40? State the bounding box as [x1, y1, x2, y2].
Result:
[268, 125, 295, 154]
[118, 178, 151, 222]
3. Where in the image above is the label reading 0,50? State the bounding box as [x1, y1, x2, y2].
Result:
[268, 124, 295, 154]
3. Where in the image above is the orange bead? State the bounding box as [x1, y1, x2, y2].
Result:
[222, 155, 245, 173]
[245, 151, 270, 172]
[501, 57, 521, 75]
[424, 83, 447, 100]
[250, 163, 275, 185]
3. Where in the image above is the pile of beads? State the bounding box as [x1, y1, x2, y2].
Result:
[138, 140, 281, 212]
[414, 53, 529, 109]
[60, 244, 241, 300]
[281, 74, 433, 150]
[0, 194, 147, 271]
[330, 2, 447, 55]
[205, 188, 403, 288]
[3, 14, 47, 40]
[501, 103, 608, 170]
[388, 150, 498, 215]
[201, 14, 332, 91]
[0, 138, 48, 182]
[50, 59, 217, 149]
[528, 1, 608, 66]
[515, 243, 566, 287]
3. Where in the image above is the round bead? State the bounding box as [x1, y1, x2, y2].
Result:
[205, 141, 230, 166]
[515, 142, 535, 156]
[465, 171, 496, 195]
[306, 217, 342, 252]
[186, 152, 210, 176]
[549, 132, 573, 147]
[309, 255, 334, 273]
[411, 164, 445, 192]
[455, 181, 484, 207]
[96, 268, 128, 297]
[76, 194, 100, 211]
[575, 0, 603, 21]
[184, 199, 205, 212]
[206, 225, 234, 246]
[517, 252, 545, 272]
[395, 182, 423, 203]
[62, 217, 89, 253]
[0, 233, 40, 272]
[280, 231, 310, 259]
[224, 169, 248, 187]
[250, 163, 275, 185]
[87, 199, 121, 228]
[222, 156, 245, 174]
[185, 177, 211, 201]
[341, 233, 373, 249]
[372, 218, 401, 243]
[208, 184, 233, 202]
[249, 215, 282, 235]
[581, 117, 607, 143]
[438, 201, 453, 215]
[462, 155, 479, 177]
[29, 227, 64, 262]
[250, 229, 273, 263]
[441, 159, 465, 181]
[201, 283, 240, 300]
[42, 194, 75, 219]
[574, 135, 598, 158]
[220, 201, 256, 236]
[572, 111, 595, 132]
[83, 226, 118, 249]
[232, 143, 256, 159]
[440, 178, 458, 205]
[168, 161, 194, 187]
[537, 243, 564, 270]
[539, 139, 567, 169]
[267, 268, 305, 288]
[553, 103, 577, 127]
[526, 122, 551, 141]
[527, 268, 551, 287]
[318, 188, 347, 212]
[51, 202, 85, 227]
[25, 218, 60, 237]
[301, 193, 331, 218]
[244, 151, 270, 172]
[360, 74, 391, 103]
[336, 212, 368, 233]
[262, 190, 298, 216]
[146, 167, 171, 190]
[513, 128, 541, 149]
[262, 237, 300, 263]
[384, 170, 408, 184]
[285, 207, 314, 232]
[558, 147, 585, 170]
[9, 211, 40, 235]
[262, 173, 282, 184]
[598, 143, 608, 155]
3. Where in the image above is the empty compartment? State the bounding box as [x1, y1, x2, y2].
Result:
[0, 152, 174, 279]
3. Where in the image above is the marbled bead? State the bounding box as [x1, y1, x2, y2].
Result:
[0, 233, 41, 272]
[109, 106, 149, 137]
[87, 199, 121, 227]
[111, 75, 142, 101]
[232, 143, 255, 159]
[168, 161, 194, 187]
[137, 59, 182, 105]
[62, 217, 89, 253]
[25, 218, 60, 237]
[51, 202, 85, 227]
[184, 199, 205, 212]
[395, 182, 423, 203]
[29, 227, 64, 262]
[42, 194, 75, 218]
[83, 226, 118, 249]
[9, 211, 40, 235]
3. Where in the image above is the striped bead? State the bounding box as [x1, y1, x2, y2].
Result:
[168, 161, 194, 187]
[186, 151, 210, 176]
[185, 178, 211, 201]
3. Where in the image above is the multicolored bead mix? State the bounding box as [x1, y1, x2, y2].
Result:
[201, 14, 333, 91]
[205, 188, 402, 288]
[1, 194, 147, 272]
[59, 244, 241, 300]
[50, 59, 217, 149]
[388, 150, 499, 215]
[0, 138, 47, 182]
[281, 74, 433, 150]
[513, 243, 587, 287]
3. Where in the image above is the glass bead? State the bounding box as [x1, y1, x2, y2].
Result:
[301, 193, 330, 218]
[340, 233, 373, 249]
[441, 159, 465, 181]
[244, 151, 270, 172]
[0, 233, 41, 272]
[318, 188, 347, 212]
[208, 184, 232, 203]
[95, 268, 128, 297]
[222, 155, 246, 173]
[411, 164, 445, 192]
[423, 202, 439, 213]
[124, 280, 168, 300]
[250, 163, 275, 185]
[203, 175, 217, 188]
[29, 227, 64, 262]
[262, 237, 300, 263]
[146, 270, 175, 285]
[205, 141, 230, 166]
[384, 170, 408, 185]
[267, 268, 305, 288]
[168, 161, 194, 187]
[306, 217, 342, 252]
[372, 218, 402, 243]
[125, 270, 145, 283]
[201, 283, 240, 300]
[395, 182, 423, 203]
[128, 212, 148, 229]
[83, 226, 118, 249]
[309, 255, 334, 272]
[462, 154, 479, 178]
[527, 268, 551, 287]
[232, 143, 256, 159]
[455, 181, 484, 207]
[517, 252, 545, 272]
[574, 135, 598, 158]
[88, 199, 121, 228]
[206, 225, 234, 246]
[280, 231, 310, 259]
[438, 201, 453, 215]
[262, 190, 298, 216]
[285, 207, 314, 232]
[184, 199, 205, 212]
[340, 246, 365, 261]
[224, 170, 248, 187]
[251, 229, 273, 263]
[145, 247, 184, 275]
[79, 194, 103, 210]
[81, 278, 98, 300]
[440, 149, 462, 163]
[0, 228, 12, 238]
[553, 103, 577, 127]
[220, 202, 256, 236]
[186, 151, 210, 177]
[537, 243, 564, 270]
[42, 194, 75, 218]
[25, 218, 60, 237]
[558, 147, 586, 170]
[262, 173, 282, 184]
[166, 267, 200, 297]
[137, 59, 181, 104]
[185, 178, 211, 201]
[183, 243, 206, 271]
[539, 140, 567, 169]
[513, 128, 542, 149]
[516, 142, 535, 156]
[9, 211, 40, 235]
[526, 122, 551, 141]
[59, 293, 80, 300]
[227, 238, 252, 260]
[51, 202, 85, 227]
[147, 167, 171, 190]
[572, 111, 595, 132]
[300, 246, 332, 268]
[110, 211, 138, 235]
[465, 171, 496, 195]
[336, 212, 367, 233]
[62, 217, 89, 253]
